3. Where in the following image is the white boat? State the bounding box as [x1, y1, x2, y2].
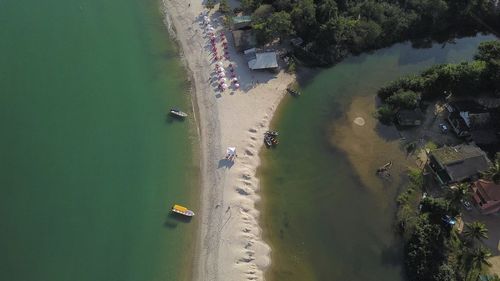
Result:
[170, 108, 188, 118]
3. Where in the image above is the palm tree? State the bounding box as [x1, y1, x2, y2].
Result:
[463, 221, 489, 242]
[483, 158, 500, 184]
[465, 246, 492, 281]
[447, 183, 470, 211]
[471, 246, 492, 270]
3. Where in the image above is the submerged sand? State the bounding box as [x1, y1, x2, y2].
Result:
[162, 1, 294, 280]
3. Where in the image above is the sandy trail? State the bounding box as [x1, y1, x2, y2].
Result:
[162, 1, 294, 280]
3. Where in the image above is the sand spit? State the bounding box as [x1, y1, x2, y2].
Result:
[161, 1, 294, 280]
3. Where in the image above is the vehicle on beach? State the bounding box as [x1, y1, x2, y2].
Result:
[171, 204, 195, 217]
[169, 108, 188, 118]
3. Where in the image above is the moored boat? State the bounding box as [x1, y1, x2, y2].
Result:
[286, 87, 300, 97]
[265, 130, 279, 137]
[171, 204, 195, 217]
[169, 108, 188, 118]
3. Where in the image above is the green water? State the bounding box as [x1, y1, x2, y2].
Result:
[261, 35, 496, 281]
[0, 1, 198, 281]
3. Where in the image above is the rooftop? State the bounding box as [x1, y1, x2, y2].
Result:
[248, 52, 278, 70]
[430, 144, 492, 182]
[474, 179, 500, 202]
[431, 144, 487, 166]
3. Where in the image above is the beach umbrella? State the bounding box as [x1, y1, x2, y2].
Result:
[219, 72, 226, 77]
[220, 77, 227, 82]
[232, 77, 238, 82]
[235, 83, 240, 89]
[226, 147, 236, 156]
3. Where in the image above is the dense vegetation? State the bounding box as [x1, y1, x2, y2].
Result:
[234, 0, 500, 65]
[375, 40, 500, 123]
[396, 169, 498, 281]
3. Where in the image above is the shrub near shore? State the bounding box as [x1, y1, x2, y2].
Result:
[375, 40, 500, 124]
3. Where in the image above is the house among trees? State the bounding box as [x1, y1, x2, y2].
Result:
[396, 109, 424, 126]
[427, 144, 492, 184]
[470, 179, 500, 214]
[445, 101, 500, 151]
[445, 101, 489, 138]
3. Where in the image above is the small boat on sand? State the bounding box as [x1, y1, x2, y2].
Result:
[169, 108, 188, 118]
[171, 204, 195, 217]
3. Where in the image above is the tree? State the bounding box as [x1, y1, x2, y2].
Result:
[266, 11, 294, 42]
[446, 183, 470, 212]
[470, 246, 492, 275]
[463, 221, 488, 242]
[376, 104, 394, 124]
[483, 158, 500, 184]
[219, 0, 230, 14]
[385, 89, 420, 109]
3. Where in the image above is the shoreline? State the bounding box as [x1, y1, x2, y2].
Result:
[161, 1, 295, 280]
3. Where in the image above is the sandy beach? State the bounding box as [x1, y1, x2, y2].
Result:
[162, 1, 294, 280]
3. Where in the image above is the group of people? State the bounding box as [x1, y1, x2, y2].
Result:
[202, 14, 239, 92]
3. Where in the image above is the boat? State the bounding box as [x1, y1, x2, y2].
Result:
[169, 108, 188, 118]
[171, 204, 195, 217]
[265, 131, 279, 137]
[264, 136, 273, 147]
[377, 161, 392, 173]
[286, 87, 300, 97]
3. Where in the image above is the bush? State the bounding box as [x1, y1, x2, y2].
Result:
[219, 0, 230, 14]
[376, 104, 395, 124]
[385, 90, 420, 109]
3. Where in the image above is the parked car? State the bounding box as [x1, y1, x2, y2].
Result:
[439, 123, 448, 133]
[442, 215, 456, 225]
[462, 200, 473, 211]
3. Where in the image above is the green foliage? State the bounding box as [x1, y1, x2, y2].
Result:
[408, 168, 424, 188]
[253, 10, 293, 45]
[482, 158, 500, 184]
[219, 0, 230, 14]
[405, 215, 448, 281]
[378, 41, 499, 103]
[242, 0, 499, 65]
[376, 104, 394, 124]
[425, 141, 438, 151]
[252, 4, 274, 20]
[445, 183, 470, 213]
[463, 221, 489, 242]
[385, 90, 420, 109]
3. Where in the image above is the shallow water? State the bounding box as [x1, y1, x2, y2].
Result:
[0, 1, 198, 281]
[260, 35, 496, 281]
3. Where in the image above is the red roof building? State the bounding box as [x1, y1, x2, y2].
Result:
[471, 179, 500, 214]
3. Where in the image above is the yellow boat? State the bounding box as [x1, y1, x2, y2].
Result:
[171, 204, 195, 217]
